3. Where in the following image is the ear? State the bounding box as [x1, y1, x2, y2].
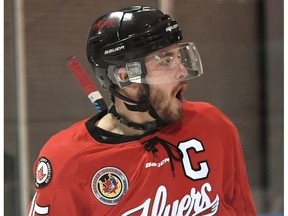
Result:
[117, 67, 129, 82]
[116, 67, 140, 89]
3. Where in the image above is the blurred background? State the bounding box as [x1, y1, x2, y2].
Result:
[4, 0, 283, 215]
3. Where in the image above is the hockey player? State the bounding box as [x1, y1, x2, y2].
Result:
[28, 6, 256, 215]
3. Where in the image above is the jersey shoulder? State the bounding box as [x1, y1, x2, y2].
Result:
[33, 118, 99, 189]
[39, 118, 90, 157]
[183, 101, 237, 132]
[34, 118, 95, 174]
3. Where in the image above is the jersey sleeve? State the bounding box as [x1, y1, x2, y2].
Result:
[229, 127, 257, 215]
[27, 132, 94, 215]
[201, 103, 257, 215]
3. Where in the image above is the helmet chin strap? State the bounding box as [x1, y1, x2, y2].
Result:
[108, 86, 166, 130]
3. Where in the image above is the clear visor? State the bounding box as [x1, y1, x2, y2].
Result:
[112, 42, 203, 86]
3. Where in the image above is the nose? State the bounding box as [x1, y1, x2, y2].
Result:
[176, 63, 188, 80]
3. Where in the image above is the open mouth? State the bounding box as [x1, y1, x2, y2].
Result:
[175, 84, 187, 103]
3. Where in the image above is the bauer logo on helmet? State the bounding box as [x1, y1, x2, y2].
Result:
[104, 45, 125, 55]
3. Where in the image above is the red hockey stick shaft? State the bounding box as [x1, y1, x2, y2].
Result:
[66, 56, 107, 112]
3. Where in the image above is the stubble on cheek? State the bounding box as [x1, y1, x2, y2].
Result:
[149, 86, 183, 123]
[135, 84, 183, 123]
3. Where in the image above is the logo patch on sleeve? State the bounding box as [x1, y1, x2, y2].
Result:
[91, 167, 129, 205]
[35, 157, 52, 188]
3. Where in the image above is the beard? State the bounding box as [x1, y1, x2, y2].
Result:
[137, 84, 183, 124]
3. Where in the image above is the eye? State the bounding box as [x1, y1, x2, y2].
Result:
[160, 57, 173, 66]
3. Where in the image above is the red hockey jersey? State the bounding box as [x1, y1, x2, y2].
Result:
[28, 102, 256, 215]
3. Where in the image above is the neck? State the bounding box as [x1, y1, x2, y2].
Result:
[115, 97, 156, 125]
[96, 99, 156, 136]
[96, 113, 148, 136]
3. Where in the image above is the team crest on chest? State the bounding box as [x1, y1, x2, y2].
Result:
[35, 157, 52, 188]
[91, 167, 129, 205]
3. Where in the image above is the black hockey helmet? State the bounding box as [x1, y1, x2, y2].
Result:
[86, 6, 202, 130]
[86, 6, 183, 90]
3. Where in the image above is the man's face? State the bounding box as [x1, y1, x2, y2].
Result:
[142, 44, 189, 123]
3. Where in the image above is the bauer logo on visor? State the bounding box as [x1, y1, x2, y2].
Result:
[166, 24, 179, 32]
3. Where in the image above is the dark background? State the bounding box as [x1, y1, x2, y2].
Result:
[4, 0, 283, 215]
